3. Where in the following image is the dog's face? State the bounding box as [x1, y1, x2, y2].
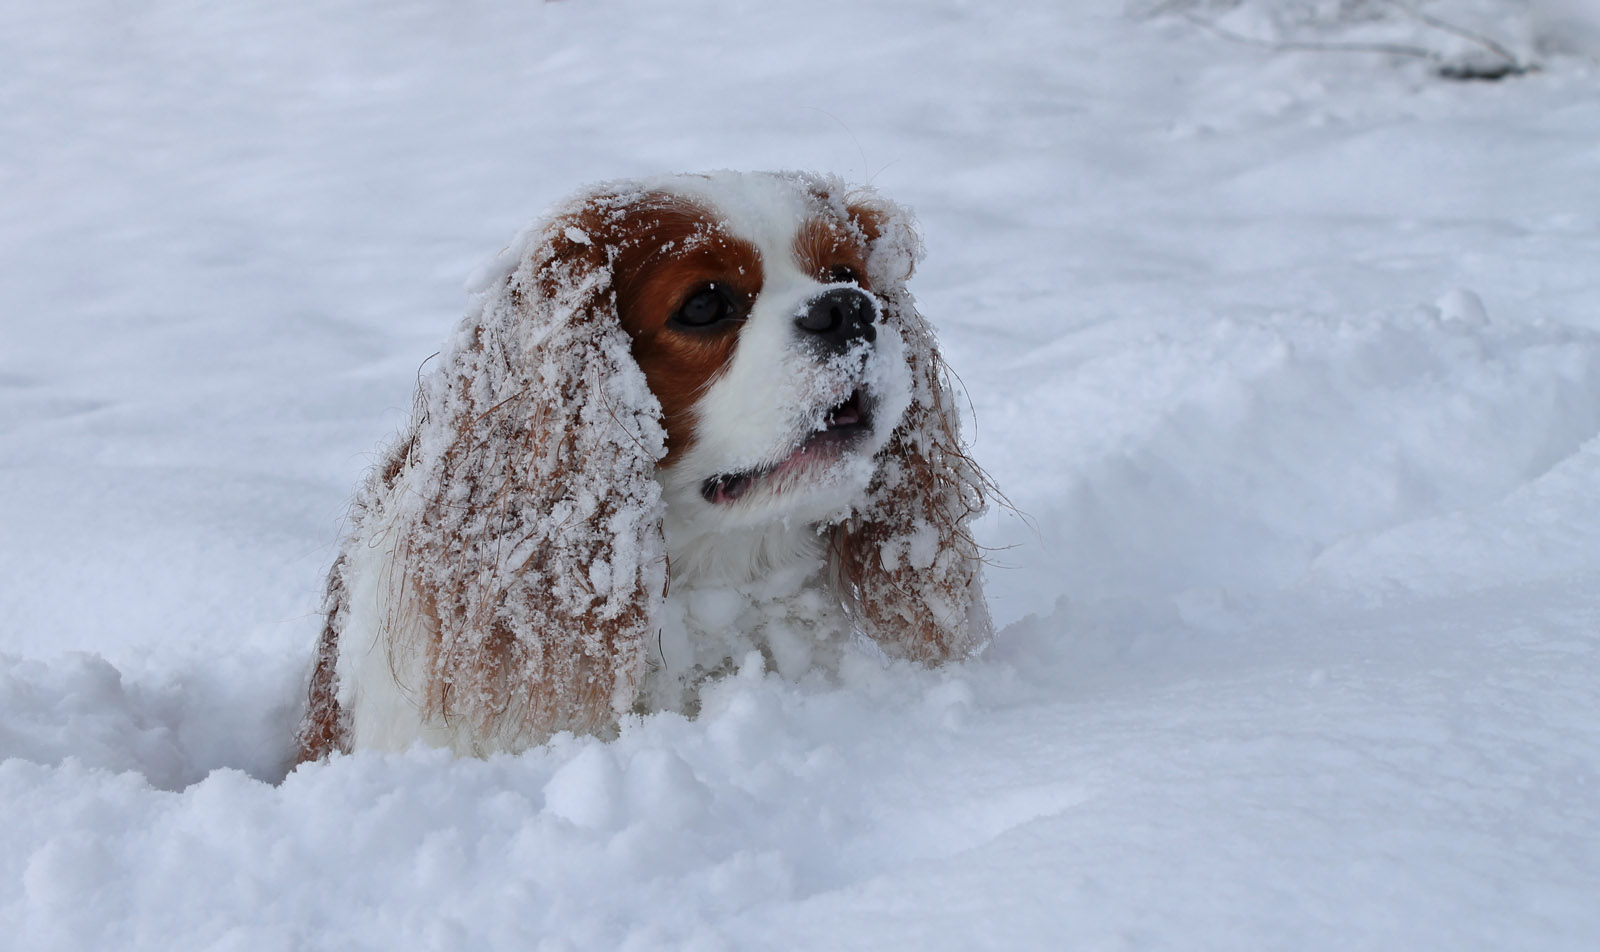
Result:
[590, 173, 913, 529]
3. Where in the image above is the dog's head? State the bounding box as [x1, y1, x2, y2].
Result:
[374, 171, 989, 743]
[556, 172, 916, 530]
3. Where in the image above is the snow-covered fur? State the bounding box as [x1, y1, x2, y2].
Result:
[295, 171, 991, 760]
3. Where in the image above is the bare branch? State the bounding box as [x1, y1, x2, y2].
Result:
[1183, 12, 1443, 63]
[1387, 0, 1521, 67]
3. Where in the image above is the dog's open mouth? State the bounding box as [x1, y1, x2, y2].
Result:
[701, 391, 872, 505]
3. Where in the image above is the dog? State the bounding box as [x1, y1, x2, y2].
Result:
[295, 171, 991, 760]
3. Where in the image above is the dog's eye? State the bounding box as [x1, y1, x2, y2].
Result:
[672, 284, 738, 328]
[827, 265, 859, 284]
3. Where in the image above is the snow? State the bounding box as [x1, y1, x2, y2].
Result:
[2, 0, 1599, 948]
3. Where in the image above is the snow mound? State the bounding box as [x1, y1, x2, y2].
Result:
[0, 651, 303, 789]
[1000, 294, 1600, 602]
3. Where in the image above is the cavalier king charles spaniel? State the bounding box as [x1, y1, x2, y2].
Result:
[295, 171, 991, 760]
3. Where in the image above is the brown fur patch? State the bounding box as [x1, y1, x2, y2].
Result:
[558, 194, 764, 466]
[293, 557, 351, 763]
[793, 214, 873, 289]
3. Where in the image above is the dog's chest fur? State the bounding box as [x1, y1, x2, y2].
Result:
[637, 515, 852, 714]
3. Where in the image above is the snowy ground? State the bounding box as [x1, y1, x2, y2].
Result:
[4, 1, 1600, 948]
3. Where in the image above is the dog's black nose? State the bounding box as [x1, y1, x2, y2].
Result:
[795, 288, 877, 352]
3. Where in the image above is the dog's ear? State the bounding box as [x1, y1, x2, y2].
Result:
[373, 196, 668, 750]
[829, 199, 993, 663]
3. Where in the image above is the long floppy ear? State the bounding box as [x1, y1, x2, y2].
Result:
[829, 198, 993, 664]
[296, 190, 668, 759]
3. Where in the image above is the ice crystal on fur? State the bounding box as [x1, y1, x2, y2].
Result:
[828, 210, 994, 662]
